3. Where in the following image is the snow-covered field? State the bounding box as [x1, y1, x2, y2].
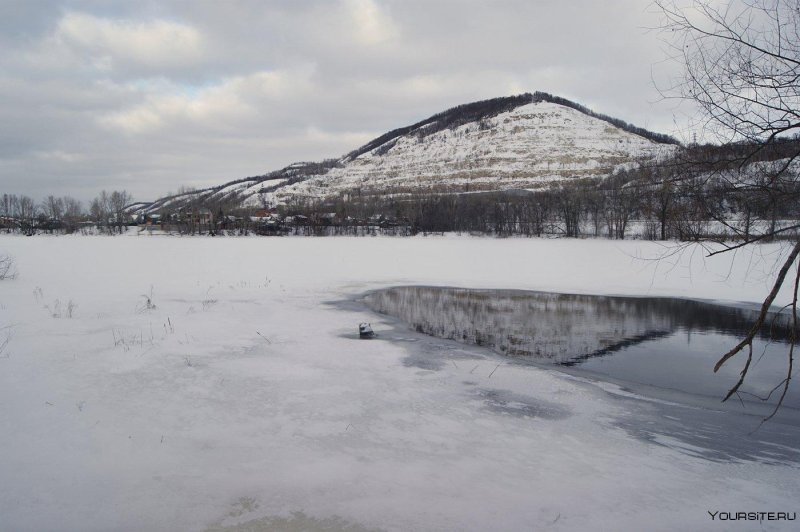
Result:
[0, 234, 798, 531]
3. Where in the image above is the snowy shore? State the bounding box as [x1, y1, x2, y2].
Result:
[0, 235, 798, 531]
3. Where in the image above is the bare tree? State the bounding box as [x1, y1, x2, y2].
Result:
[109, 190, 133, 234]
[15, 195, 36, 235]
[41, 195, 64, 220]
[601, 176, 638, 239]
[656, 0, 800, 421]
[90, 190, 114, 232]
[40, 195, 64, 233]
[657, 0, 800, 143]
[1, 194, 12, 218]
[62, 197, 84, 233]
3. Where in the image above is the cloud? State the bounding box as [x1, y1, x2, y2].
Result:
[345, 0, 399, 45]
[48, 12, 205, 74]
[99, 67, 317, 134]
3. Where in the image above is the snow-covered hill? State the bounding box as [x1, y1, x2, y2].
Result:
[135, 93, 679, 213]
[275, 100, 676, 203]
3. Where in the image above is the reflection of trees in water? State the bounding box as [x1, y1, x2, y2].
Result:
[365, 287, 793, 364]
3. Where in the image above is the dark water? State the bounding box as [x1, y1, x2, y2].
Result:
[364, 286, 799, 409]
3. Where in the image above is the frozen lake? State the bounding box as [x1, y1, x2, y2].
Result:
[0, 235, 798, 531]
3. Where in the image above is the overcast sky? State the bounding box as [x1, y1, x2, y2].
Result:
[0, 0, 692, 203]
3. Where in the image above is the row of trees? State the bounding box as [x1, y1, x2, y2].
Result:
[275, 142, 799, 242]
[0, 190, 133, 234]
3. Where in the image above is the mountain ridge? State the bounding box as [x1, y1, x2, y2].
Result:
[344, 92, 677, 164]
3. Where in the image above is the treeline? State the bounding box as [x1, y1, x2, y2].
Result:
[344, 94, 536, 161]
[344, 92, 679, 162]
[531, 92, 679, 145]
[0, 190, 134, 234]
[280, 141, 800, 241]
[666, 136, 800, 169]
[5, 137, 797, 241]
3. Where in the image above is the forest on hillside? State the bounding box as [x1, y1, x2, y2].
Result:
[281, 138, 800, 241]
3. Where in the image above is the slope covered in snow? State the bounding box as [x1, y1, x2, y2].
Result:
[135, 93, 678, 213]
[275, 100, 676, 202]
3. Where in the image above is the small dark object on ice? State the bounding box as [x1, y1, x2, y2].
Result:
[359, 323, 375, 339]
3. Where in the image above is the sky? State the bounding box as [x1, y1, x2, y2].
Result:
[0, 0, 692, 204]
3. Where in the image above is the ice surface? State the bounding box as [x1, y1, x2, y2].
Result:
[0, 234, 798, 531]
